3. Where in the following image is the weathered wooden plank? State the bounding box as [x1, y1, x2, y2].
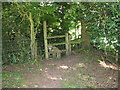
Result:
[48, 42, 66, 47]
[48, 40, 83, 47]
[48, 49, 66, 53]
[43, 21, 48, 59]
[47, 35, 65, 39]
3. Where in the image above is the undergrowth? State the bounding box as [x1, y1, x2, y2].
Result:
[61, 71, 95, 88]
[2, 71, 25, 88]
[2, 60, 44, 88]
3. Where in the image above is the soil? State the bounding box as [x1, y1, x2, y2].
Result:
[3, 50, 118, 88]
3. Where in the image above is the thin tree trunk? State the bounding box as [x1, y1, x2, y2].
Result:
[29, 12, 37, 60]
[81, 21, 91, 50]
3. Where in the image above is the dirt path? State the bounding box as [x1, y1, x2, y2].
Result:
[21, 54, 118, 88]
[21, 56, 81, 88]
[3, 52, 118, 88]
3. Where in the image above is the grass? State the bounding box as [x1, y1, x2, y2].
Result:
[74, 49, 96, 62]
[61, 49, 100, 88]
[52, 57, 60, 60]
[61, 71, 95, 88]
[2, 71, 25, 88]
[2, 60, 44, 88]
[16, 60, 44, 73]
[61, 66, 95, 88]
[61, 81, 85, 88]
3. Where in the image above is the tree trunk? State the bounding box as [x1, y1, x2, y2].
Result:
[81, 21, 91, 50]
[29, 12, 37, 60]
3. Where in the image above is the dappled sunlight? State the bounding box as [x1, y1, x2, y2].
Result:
[76, 62, 86, 68]
[44, 68, 48, 72]
[47, 76, 63, 80]
[109, 76, 113, 80]
[98, 60, 119, 70]
[2, 2, 119, 88]
[57, 65, 69, 69]
[70, 67, 77, 70]
[47, 64, 56, 66]
[39, 69, 43, 71]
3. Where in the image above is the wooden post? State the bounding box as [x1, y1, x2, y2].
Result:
[35, 41, 37, 59]
[116, 50, 118, 61]
[69, 35, 71, 54]
[43, 21, 48, 59]
[65, 33, 69, 55]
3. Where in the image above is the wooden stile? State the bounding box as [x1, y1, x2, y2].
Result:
[43, 21, 83, 59]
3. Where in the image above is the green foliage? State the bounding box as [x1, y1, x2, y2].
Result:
[2, 61, 44, 88]
[61, 72, 95, 88]
[85, 3, 119, 55]
[2, 2, 119, 64]
[2, 71, 25, 88]
[2, 38, 32, 65]
[52, 57, 60, 60]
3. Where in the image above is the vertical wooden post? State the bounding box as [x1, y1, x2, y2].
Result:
[43, 21, 48, 59]
[35, 41, 37, 59]
[65, 33, 69, 55]
[116, 50, 118, 61]
[69, 35, 71, 54]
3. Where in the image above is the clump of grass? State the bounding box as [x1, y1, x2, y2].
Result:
[2, 71, 25, 88]
[61, 71, 95, 88]
[81, 49, 98, 63]
[19, 61, 44, 73]
[61, 81, 85, 88]
[61, 81, 86, 88]
[52, 57, 60, 60]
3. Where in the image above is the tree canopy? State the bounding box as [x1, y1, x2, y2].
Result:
[2, 2, 119, 64]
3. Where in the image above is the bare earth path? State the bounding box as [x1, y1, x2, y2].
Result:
[3, 52, 118, 88]
[22, 56, 81, 88]
[22, 53, 118, 88]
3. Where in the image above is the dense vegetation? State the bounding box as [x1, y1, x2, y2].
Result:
[2, 2, 119, 65]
